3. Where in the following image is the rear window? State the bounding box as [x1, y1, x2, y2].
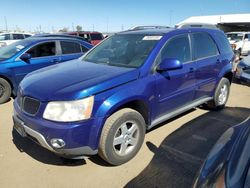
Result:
[60, 41, 82, 54]
[192, 33, 219, 59]
[90, 34, 103, 40]
[214, 32, 233, 54]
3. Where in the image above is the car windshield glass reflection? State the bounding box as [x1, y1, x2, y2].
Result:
[0, 40, 31, 60]
[83, 34, 161, 68]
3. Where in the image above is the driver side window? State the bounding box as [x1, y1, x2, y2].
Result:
[156, 34, 191, 65]
[27, 42, 56, 58]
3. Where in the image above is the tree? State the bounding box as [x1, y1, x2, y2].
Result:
[58, 27, 69, 32]
[76, 25, 82, 31]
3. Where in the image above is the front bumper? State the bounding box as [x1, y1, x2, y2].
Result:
[13, 100, 104, 158]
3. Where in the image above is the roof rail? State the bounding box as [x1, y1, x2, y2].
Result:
[129, 25, 171, 31]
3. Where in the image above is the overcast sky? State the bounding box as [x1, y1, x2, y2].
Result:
[1, 0, 249, 32]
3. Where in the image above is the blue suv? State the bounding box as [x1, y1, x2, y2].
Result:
[13, 28, 234, 165]
[0, 37, 92, 103]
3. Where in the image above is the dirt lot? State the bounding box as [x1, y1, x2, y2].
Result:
[0, 83, 249, 188]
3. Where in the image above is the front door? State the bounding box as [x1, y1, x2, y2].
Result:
[154, 34, 197, 120]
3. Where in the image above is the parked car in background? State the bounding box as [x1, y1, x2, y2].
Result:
[235, 55, 250, 84]
[193, 117, 250, 188]
[65, 31, 104, 45]
[227, 32, 250, 57]
[0, 32, 32, 48]
[13, 28, 233, 165]
[0, 37, 92, 103]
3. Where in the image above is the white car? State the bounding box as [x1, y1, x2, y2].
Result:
[0, 33, 32, 48]
[226, 32, 250, 56]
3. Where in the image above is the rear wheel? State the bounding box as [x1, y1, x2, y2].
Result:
[98, 108, 146, 165]
[0, 78, 12, 104]
[207, 78, 230, 110]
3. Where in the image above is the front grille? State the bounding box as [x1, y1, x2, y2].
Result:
[18, 96, 40, 115]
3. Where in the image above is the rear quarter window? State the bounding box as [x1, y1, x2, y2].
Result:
[214, 32, 233, 54]
[191, 32, 219, 59]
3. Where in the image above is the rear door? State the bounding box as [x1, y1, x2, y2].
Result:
[154, 34, 197, 119]
[13, 41, 58, 84]
[191, 32, 220, 99]
[59, 40, 87, 62]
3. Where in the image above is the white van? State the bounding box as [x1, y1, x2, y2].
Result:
[0, 32, 32, 48]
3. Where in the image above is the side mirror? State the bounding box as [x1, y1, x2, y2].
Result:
[20, 53, 31, 63]
[156, 58, 183, 71]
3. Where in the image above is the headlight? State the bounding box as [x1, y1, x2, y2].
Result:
[43, 96, 94, 122]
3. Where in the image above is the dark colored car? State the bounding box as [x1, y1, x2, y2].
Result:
[235, 55, 250, 84]
[0, 37, 92, 103]
[193, 117, 250, 188]
[65, 31, 104, 45]
[13, 28, 234, 165]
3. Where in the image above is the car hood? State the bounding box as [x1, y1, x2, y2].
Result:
[20, 60, 140, 101]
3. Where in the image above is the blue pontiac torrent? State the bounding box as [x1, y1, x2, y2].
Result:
[13, 28, 234, 165]
[0, 37, 92, 103]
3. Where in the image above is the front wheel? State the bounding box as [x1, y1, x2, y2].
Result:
[98, 108, 146, 166]
[0, 78, 12, 104]
[207, 78, 230, 110]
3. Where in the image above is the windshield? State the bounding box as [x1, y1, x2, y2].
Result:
[83, 34, 161, 68]
[227, 33, 244, 41]
[0, 40, 31, 60]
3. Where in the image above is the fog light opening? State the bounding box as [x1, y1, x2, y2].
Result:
[50, 138, 65, 149]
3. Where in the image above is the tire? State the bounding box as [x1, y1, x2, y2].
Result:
[0, 78, 12, 104]
[207, 77, 230, 110]
[98, 108, 146, 165]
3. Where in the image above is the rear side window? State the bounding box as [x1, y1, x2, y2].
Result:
[13, 34, 24, 40]
[192, 33, 218, 59]
[60, 41, 82, 54]
[27, 42, 56, 58]
[214, 32, 232, 54]
[157, 34, 191, 64]
[24, 34, 32, 38]
[81, 45, 89, 53]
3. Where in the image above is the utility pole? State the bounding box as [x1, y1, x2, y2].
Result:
[4, 16, 8, 31]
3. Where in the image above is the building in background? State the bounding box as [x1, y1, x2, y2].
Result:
[176, 13, 250, 32]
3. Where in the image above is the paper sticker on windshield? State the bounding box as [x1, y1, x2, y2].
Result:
[16, 45, 25, 51]
[143, 36, 162, 40]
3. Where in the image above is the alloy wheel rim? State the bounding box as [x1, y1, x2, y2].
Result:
[218, 84, 228, 105]
[113, 121, 139, 156]
[0, 84, 4, 98]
